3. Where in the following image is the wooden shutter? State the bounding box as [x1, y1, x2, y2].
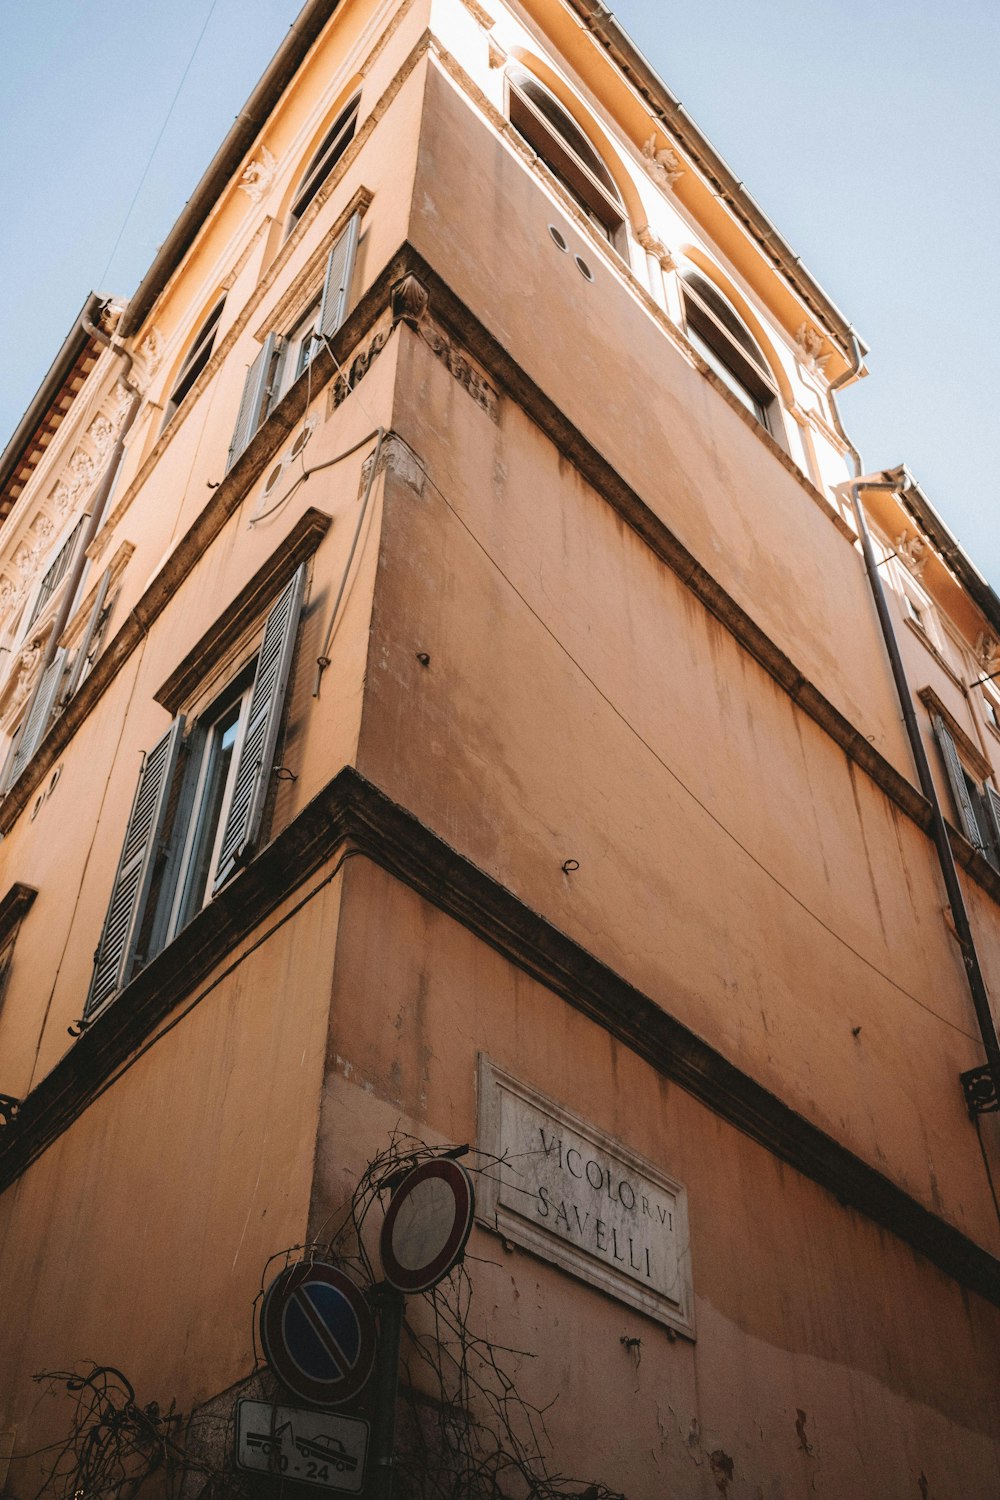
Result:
[2, 650, 68, 792]
[85, 717, 185, 1016]
[318, 213, 361, 341]
[212, 564, 306, 890]
[226, 333, 284, 473]
[932, 714, 988, 852]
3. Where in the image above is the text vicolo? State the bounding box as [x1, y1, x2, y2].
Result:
[531, 1127, 674, 1280]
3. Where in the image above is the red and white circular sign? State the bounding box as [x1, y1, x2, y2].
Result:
[379, 1159, 475, 1294]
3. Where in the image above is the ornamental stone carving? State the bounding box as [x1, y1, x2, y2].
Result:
[975, 633, 1000, 672]
[636, 225, 676, 271]
[641, 135, 683, 189]
[895, 530, 927, 580]
[9, 640, 41, 714]
[795, 323, 830, 377]
[132, 328, 164, 390]
[239, 146, 278, 204]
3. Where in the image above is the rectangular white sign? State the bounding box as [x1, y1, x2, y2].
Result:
[477, 1058, 694, 1336]
[235, 1400, 368, 1493]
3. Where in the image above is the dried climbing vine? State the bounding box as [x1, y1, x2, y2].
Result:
[21, 1133, 625, 1500]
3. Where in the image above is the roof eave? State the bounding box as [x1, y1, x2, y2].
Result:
[563, 0, 867, 360]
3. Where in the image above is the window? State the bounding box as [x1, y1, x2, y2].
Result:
[0, 566, 116, 795]
[983, 690, 1000, 735]
[84, 564, 307, 1017]
[932, 711, 1000, 867]
[24, 517, 87, 635]
[506, 67, 627, 253]
[161, 297, 226, 430]
[226, 213, 361, 472]
[681, 274, 779, 433]
[287, 96, 360, 236]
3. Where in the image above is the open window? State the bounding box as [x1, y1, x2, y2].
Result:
[161, 297, 226, 431]
[84, 563, 307, 1017]
[506, 67, 627, 254]
[226, 213, 361, 471]
[286, 96, 360, 237]
[681, 274, 779, 434]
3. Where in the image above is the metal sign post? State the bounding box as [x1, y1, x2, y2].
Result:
[367, 1283, 405, 1500]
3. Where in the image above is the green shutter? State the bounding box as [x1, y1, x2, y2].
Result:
[85, 717, 185, 1016]
[212, 564, 306, 890]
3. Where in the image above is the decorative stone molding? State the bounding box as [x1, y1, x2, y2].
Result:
[419, 322, 499, 420]
[974, 633, 1000, 673]
[457, 0, 495, 27]
[636, 225, 676, 271]
[795, 323, 830, 377]
[132, 328, 164, 389]
[389, 273, 430, 328]
[326, 323, 394, 418]
[360, 433, 426, 497]
[641, 134, 683, 189]
[895, 530, 927, 580]
[487, 40, 506, 69]
[239, 146, 278, 204]
[0, 639, 43, 729]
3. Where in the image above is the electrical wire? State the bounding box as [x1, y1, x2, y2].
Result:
[418, 463, 984, 1047]
[97, 0, 221, 289]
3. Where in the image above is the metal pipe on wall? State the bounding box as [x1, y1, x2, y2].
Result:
[828, 339, 1000, 1087]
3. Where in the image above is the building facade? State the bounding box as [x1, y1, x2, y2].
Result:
[1, 0, 999, 1494]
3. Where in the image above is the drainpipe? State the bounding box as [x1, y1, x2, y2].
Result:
[34, 309, 143, 682]
[829, 338, 1000, 1096]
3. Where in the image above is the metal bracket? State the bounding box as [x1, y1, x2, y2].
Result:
[0, 1093, 21, 1126]
[960, 1064, 1000, 1118]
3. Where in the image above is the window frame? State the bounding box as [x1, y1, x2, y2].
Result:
[505, 68, 628, 255]
[161, 670, 256, 943]
[286, 95, 361, 237]
[84, 562, 308, 1018]
[681, 274, 779, 434]
[161, 297, 226, 431]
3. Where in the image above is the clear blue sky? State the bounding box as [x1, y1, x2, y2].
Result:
[3, 1, 998, 582]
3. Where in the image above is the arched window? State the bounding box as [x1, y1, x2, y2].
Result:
[162, 297, 225, 429]
[681, 273, 779, 433]
[287, 96, 360, 235]
[506, 67, 626, 253]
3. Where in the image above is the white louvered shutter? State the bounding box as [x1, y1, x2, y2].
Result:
[2, 649, 69, 792]
[932, 714, 988, 853]
[212, 565, 306, 891]
[85, 717, 185, 1017]
[226, 333, 284, 473]
[318, 213, 361, 341]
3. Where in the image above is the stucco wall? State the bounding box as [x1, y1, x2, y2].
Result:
[313, 860, 1000, 1499]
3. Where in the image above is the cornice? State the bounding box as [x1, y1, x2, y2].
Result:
[0, 767, 996, 1311]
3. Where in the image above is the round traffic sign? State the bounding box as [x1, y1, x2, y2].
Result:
[379, 1158, 475, 1294]
[259, 1260, 376, 1407]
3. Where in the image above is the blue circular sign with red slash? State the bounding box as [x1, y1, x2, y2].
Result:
[380, 1158, 475, 1294]
[259, 1261, 376, 1408]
